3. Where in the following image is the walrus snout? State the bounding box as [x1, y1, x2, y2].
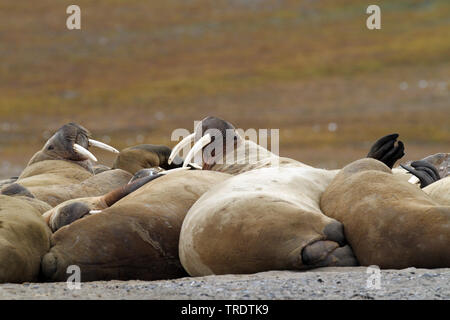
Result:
[302, 241, 358, 268]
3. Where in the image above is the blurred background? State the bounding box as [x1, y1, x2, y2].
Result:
[0, 0, 449, 178]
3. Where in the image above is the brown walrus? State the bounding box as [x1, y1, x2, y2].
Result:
[320, 158, 450, 269]
[0, 195, 52, 283]
[1, 123, 126, 206]
[41, 170, 230, 282]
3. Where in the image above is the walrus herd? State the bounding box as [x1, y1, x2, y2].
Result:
[0, 119, 448, 283]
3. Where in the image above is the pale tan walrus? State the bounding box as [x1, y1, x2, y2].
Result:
[41, 170, 230, 281]
[179, 166, 358, 276]
[320, 158, 450, 269]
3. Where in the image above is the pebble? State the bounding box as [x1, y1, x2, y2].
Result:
[0, 268, 448, 300]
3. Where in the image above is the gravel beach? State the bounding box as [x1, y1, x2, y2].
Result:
[0, 267, 448, 300]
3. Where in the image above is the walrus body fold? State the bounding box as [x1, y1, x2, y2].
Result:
[0, 195, 52, 283]
[41, 170, 230, 282]
[320, 158, 450, 269]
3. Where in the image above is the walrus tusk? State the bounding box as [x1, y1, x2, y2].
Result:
[89, 139, 120, 154]
[183, 133, 212, 168]
[168, 133, 195, 165]
[89, 210, 103, 214]
[73, 144, 98, 162]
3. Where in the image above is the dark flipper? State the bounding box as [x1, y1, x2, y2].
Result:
[367, 133, 405, 168]
[400, 160, 441, 188]
[51, 202, 91, 231]
[1, 183, 35, 198]
[103, 173, 165, 207]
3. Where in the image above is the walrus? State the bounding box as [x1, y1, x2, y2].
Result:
[168, 116, 309, 174]
[41, 170, 230, 282]
[22, 122, 118, 181]
[0, 195, 52, 283]
[320, 158, 450, 269]
[179, 166, 358, 276]
[3, 168, 133, 207]
[168, 117, 416, 190]
[42, 167, 190, 231]
[1, 123, 131, 206]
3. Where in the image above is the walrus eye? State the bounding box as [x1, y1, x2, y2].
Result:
[47, 145, 54, 150]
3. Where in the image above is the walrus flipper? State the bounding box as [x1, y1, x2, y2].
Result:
[367, 134, 405, 168]
[400, 160, 441, 188]
[1, 183, 35, 198]
[51, 202, 91, 231]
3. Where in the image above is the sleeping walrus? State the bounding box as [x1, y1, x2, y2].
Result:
[41, 170, 230, 282]
[179, 165, 358, 276]
[320, 158, 450, 269]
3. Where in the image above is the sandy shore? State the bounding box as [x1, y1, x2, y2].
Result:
[0, 267, 448, 300]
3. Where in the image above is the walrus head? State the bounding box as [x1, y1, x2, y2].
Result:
[168, 116, 241, 170]
[27, 123, 119, 169]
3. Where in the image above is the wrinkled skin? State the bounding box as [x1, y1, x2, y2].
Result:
[1, 123, 129, 206]
[1, 123, 97, 195]
[0, 195, 52, 283]
[41, 170, 230, 282]
[320, 158, 450, 269]
[27, 123, 93, 170]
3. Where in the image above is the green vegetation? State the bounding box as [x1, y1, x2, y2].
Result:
[0, 0, 449, 177]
